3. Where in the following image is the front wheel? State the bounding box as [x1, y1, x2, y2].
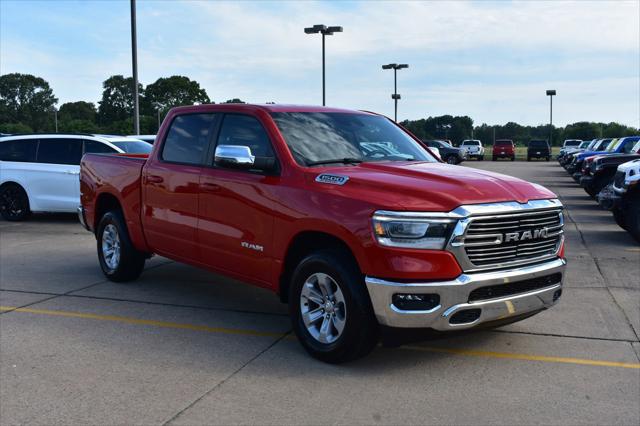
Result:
[624, 198, 640, 243]
[97, 210, 146, 282]
[511, 156, 515, 161]
[289, 250, 378, 363]
[0, 183, 31, 221]
[446, 155, 457, 165]
[612, 208, 626, 230]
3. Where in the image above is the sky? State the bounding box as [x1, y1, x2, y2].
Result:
[1, 0, 639, 127]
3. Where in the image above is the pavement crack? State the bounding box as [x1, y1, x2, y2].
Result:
[162, 331, 291, 425]
[491, 328, 639, 344]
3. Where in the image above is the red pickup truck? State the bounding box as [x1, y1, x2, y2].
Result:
[79, 104, 566, 363]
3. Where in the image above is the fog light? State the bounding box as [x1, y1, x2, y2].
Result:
[392, 293, 440, 311]
[553, 289, 562, 302]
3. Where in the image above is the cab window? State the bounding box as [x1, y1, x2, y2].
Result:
[216, 114, 275, 158]
[161, 113, 217, 165]
[84, 140, 117, 154]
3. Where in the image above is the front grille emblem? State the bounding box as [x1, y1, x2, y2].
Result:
[504, 228, 549, 243]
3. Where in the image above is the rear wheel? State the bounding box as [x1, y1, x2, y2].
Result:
[511, 156, 515, 161]
[289, 249, 378, 363]
[0, 183, 30, 221]
[97, 210, 146, 282]
[527, 156, 531, 161]
[492, 156, 497, 161]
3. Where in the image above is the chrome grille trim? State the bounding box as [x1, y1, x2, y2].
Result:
[445, 199, 564, 273]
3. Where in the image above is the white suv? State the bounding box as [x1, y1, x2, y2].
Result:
[461, 139, 485, 160]
[0, 134, 151, 221]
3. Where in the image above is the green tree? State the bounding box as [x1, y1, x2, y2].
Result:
[0, 122, 33, 134]
[144, 75, 210, 114]
[59, 101, 96, 122]
[0, 73, 58, 131]
[224, 98, 245, 104]
[97, 75, 143, 125]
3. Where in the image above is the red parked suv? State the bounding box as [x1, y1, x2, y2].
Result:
[79, 104, 566, 363]
[492, 139, 516, 161]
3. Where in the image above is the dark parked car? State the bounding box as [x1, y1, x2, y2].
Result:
[580, 140, 640, 197]
[423, 140, 466, 164]
[527, 140, 551, 161]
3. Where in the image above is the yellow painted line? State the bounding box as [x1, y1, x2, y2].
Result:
[2, 305, 640, 369]
[403, 345, 640, 370]
[0, 306, 283, 338]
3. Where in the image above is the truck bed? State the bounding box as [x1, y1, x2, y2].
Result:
[80, 153, 147, 242]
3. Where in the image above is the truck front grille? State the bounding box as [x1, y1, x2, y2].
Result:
[613, 170, 625, 189]
[462, 209, 562, 268]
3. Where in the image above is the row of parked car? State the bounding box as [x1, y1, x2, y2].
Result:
[557, 136, 640, 241]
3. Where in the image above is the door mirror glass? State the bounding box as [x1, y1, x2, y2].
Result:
[214, 145, 255, 169]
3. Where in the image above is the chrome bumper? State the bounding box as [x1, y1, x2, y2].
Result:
[365, 258, 566, 330]
[77, 205, 90, 231]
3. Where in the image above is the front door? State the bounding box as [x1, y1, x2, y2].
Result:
[197, 113, 278, 285]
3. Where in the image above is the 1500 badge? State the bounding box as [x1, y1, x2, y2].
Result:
[315, 174, 349, 185]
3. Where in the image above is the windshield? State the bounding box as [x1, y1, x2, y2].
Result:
[111, 140, 153, 154]
[271, 112, 436, 166]
[632, 141, 640, 153]
[579, 141, 591, 149]
[606, 139, 621, 152]
[564, 140, 581, 147]
[598, 139, 612, 151]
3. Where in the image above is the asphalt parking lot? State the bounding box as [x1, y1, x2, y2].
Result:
[1, 160, 639, 425]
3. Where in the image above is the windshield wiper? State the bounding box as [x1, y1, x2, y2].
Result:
[306, 158, 363, 166]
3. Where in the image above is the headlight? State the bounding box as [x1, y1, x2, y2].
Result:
[372, 212, 457, 249]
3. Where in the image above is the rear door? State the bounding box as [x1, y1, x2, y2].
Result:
[142, 113, 218, 261]
[33, 138, 83, 211]
[197, 113, 278, 284]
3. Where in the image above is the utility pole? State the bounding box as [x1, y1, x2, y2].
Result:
[131, 0, 140, 135]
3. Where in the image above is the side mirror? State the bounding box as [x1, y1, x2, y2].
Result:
[214, 145, 255, 169]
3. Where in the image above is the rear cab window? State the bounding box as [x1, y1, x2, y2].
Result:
[462, 140, 480, 146]
[495, 140, 513, 147]
[161, 113, 217, 165]
[0, 139, 38, 162]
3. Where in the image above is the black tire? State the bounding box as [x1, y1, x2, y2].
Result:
[511, 156, 515, 161]
[96, 210, 146, 282]
[0, 183, 31, 221]
[591, 175, 610, 198]
[624, 198, 640, 243]
[289, 249, 378, 363]
[612, 208, 627, 230]
[446, 155, 457, 165]
[546, 157, 551, 161]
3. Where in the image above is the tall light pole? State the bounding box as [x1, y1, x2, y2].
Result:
[304, 24, 343, 106]
[546, 89, 556, 146]
[382, 63, 408, 122]
[131, 0, 140, 135]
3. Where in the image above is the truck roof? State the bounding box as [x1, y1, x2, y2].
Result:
[169, 103, 374, 115]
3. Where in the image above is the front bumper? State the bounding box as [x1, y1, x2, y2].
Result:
[579, 175, 593, 188]
[365, 258, 565, 330]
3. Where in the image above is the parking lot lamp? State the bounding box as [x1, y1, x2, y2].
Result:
[546, 89, 556, 146]
[382, 63, 408, 122]
[304, 25, 343, 106]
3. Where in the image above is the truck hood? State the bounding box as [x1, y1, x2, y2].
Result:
[310, 161, 556, 211]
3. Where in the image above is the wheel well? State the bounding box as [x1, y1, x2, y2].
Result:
[0, 181, 29, 201]
[94, 193, 122, 231]
[278, 231, 359, 303]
